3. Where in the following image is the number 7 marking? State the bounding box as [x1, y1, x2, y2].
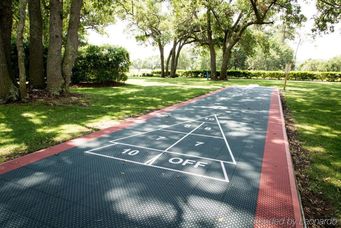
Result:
[195, 141, 204, 146]
[156, 136, 166, 140]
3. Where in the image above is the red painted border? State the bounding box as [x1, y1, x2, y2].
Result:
[254, 89, 303, 228]
[0, 87, 226, 174]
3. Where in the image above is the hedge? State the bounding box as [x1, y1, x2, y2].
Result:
[9, 43, 130, 85]
[72, 45, 130, 84]
[150, 70, 341, 82]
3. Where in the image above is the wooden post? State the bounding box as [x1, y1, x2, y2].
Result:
[283, 63, 291, 91]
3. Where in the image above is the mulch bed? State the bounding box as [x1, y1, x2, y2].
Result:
[280, 93, 337, 228]
[28, 89, 89, 106]
[72, 81, 126, 87]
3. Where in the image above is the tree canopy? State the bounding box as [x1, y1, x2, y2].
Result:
[314, 0, 341, 32]
[119, 0, 304, 79]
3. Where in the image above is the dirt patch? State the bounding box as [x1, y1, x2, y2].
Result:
[280, 93, 337, 228]
[29, 89, 90, 106]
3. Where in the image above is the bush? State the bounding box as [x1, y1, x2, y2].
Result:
[150, 70, 212, 78]
[150, 70, 341, 82]
[72, 45, 130, 84]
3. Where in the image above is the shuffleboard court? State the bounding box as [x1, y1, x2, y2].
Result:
[0, 86, 303, 227]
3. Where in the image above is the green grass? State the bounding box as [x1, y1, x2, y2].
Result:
[0, 83, 215, 163]
[0, 77, 340, 218]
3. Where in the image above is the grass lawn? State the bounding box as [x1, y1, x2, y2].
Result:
[0, 77, 340, 218]
[0, 83, 215, 162]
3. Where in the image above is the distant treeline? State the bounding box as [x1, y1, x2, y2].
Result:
[297, 56, 341, 72]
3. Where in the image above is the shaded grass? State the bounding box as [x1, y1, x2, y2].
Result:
[0, 83, 214, 163]
[0, 76, 340, 219]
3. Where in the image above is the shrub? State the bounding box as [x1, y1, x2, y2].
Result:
[149, 69, 341, 82]
[180, 70, 207, 78]
[72, 45, 130, 84]
[151, 70, 212, 78]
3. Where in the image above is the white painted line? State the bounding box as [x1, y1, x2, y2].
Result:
[215, 114, 237, 165]
[108, 142, 163, 152]
[158, 129, 188, 135]
[105, 141, 236, 165]
[110, 114, 218, 143]
[144, 153, 163, 165]
[85, 143, 117, 153]
[159, 129, 224, 139]
[85, 151, 228, 183]
[188, 120, 220, 125]
[110, 131, 151, 142]
[164, 122, 205, 151]
[221, 161, 229, 182]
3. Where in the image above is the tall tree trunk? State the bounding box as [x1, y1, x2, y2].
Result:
[220, 45, 232, 80]
[165, 49, 172, 76]
[208, 44, 216, 80]
[17, 0, 28, 100]
[0, 33, 18, 103]
[157, 41, 165, 77]
[207, 9, 217, 80]
[173, 43, 183, 76]
[170, 40, 177, 77]
[220, 34, 240, 81]
[0, 0, 14, 82]
[28, 0, 45, 89]
[47, 0, 64, 95]
[62, 0, 82, 94]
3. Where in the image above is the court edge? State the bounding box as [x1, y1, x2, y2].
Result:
[254, 89, 304, 228]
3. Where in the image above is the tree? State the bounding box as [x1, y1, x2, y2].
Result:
[62, 0, 83, 93]
[166, 0, 197, 77]
[81, 0, 116, 31]
[206, 8, 217, 79]
[246, 37, 294, 71]
[46, 0, 64, 95]
[0, 0, 18, 102]
[1, 0, 116, 100]
[0, 33, 18, 103]
[0, 0, 15, 82]
[229, 30, 257, 69]
[28, 0, 45, 89]
[220, 1, 299, 80]
[118, 0, 171, 77]
[186, 1, 220, 79]
[298, 56, 341, 72]
[314, 0, 341, 32]
[17, 0, 28, 100]
[191, 0, 303, 80]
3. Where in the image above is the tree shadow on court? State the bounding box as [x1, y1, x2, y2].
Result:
[0, 86, 303, 227]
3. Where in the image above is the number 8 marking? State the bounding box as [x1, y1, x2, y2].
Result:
[156, 136, 166, 141]
[195, 141, 204, 146]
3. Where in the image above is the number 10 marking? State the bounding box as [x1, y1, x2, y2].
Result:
[122, 148, 139, 156]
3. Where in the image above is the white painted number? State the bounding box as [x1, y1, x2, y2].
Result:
[122, 148, 139, 156]
[195, 141, 204, 147]
[204, 127, 211, 131]
[184, 124, 191, 128]
[156, 136, 166, 141]
[205, 117, 214, 121]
